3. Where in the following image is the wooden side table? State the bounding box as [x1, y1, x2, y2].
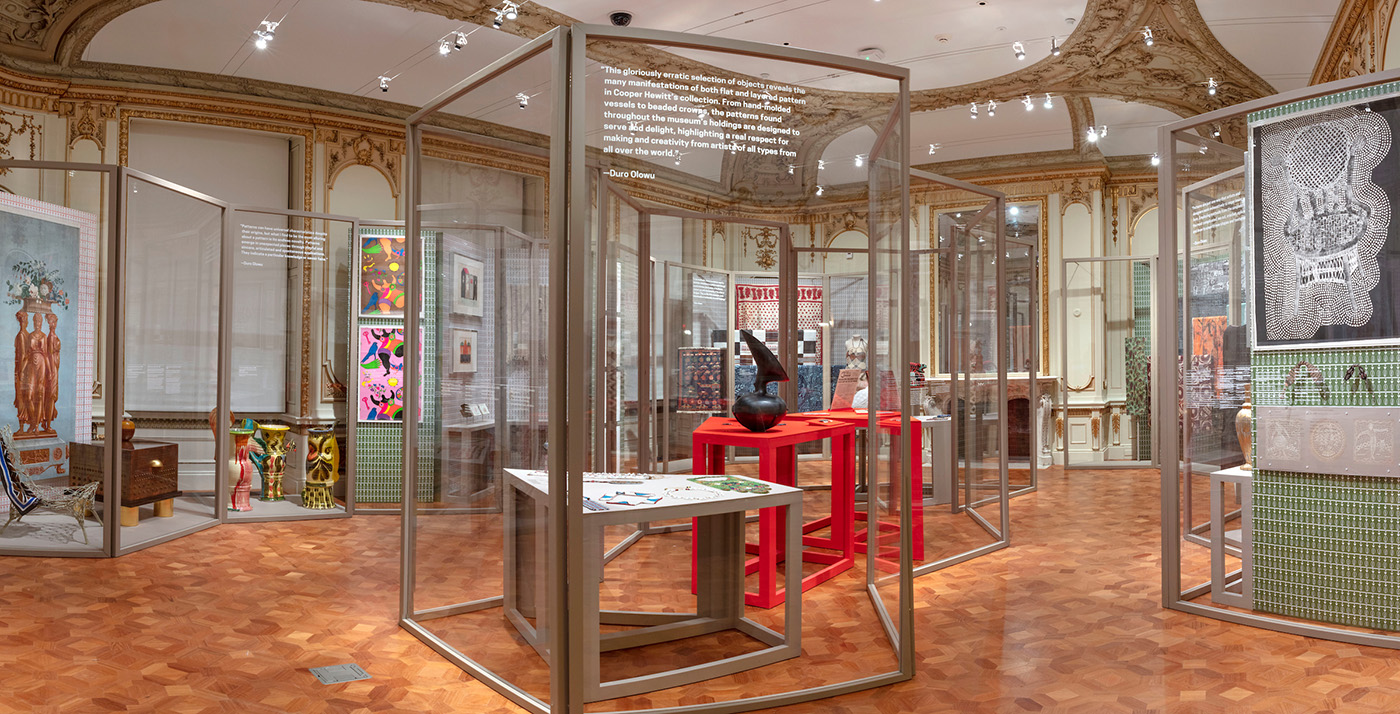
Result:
[691, 416, 855, 608]
[69, 440, 181, 527]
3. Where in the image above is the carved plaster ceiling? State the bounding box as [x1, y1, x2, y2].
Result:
[0, 0, 1345, 177]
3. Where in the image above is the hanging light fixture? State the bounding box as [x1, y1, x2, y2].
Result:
[1142, 26, 1154, 46]
[1012, 41, 1026, 61]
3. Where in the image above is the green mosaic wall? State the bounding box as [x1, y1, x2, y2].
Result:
[1251, 346, 1400, 629]
[354, 229, 440, 504]
[1247, 81, 1400, 124]
[1132, 262, 1152, 461]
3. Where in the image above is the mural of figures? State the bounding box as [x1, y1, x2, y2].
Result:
[1254, 103, 1396, 346]
[0, 194, 96, 478]
[358, 327, 424, 421]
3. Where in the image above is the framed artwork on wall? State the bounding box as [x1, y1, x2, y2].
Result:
[357, 326, 424, 421]
[360, 232, 421, 318]
[451, 253, 485, 317]
[1250, 92, 1400, 348]
[452, 329, 477, 374]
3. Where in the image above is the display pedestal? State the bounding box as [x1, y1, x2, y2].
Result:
[691, 416, 855, 608]
[14, 435, 66, 479]
[1210, 466, 1252, 609]
[503, 469, 802, 702]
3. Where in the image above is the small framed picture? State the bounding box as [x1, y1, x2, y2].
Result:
[452, 329, 477, 374]
[451, 253, 485, 317]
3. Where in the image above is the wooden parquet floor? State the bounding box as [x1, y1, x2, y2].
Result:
[4, 465, 1400, 713]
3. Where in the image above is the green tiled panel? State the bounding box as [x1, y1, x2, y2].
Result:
[1131, 261, 1152, 460]
[1250, 347, 1400, 630]
[1247, 82, 1400, 124]
[353, 230, 441, 504]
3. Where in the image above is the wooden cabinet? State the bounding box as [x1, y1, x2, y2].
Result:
[69, 440, 181, 525]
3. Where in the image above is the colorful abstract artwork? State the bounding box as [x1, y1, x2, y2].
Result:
[358, 327, 423, 421]
[677, 348, 724, 413]
[360, 233, 408, 317]
[1192, 316, 1226, 396]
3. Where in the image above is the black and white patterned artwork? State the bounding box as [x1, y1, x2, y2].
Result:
[1253, 104, 1396, 346]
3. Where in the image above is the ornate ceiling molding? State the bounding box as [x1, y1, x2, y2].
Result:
[1, 0, 1290, 152]
[1311, 0, 1398, 85]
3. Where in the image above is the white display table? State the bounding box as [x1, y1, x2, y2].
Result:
[1210, 466, 1253, 609]
[502, 468, 803, 702]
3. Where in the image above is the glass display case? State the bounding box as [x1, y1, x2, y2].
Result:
[0, 160, 358, 557]
[399, 25, 913, 713]
[1161, 69, 1400, 650]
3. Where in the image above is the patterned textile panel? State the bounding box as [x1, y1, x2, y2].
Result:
[677, 348, 726, 413]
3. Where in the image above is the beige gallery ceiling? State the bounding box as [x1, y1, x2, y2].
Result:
[0, 0, 1347, 177]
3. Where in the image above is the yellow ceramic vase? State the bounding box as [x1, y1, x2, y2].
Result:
[303, 425, 340, 510]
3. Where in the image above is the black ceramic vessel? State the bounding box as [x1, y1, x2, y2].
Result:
[732, 330, 790, 433]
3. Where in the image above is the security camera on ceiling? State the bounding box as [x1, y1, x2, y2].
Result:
[610, 11, 633, 26]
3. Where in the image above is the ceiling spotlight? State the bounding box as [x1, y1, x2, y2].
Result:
[253, 20, 277, 49]
[1043, 93, 1054, 109]
[517, 92, 529, 109]
[455, 32, 467, 49]
[439, 39, 452, 55]
[379, 75, 391, 92]
[1050, 37, 1061, 56]
[1086, 125, 1107, 143]
[818, 159, 826, 171]
[1150, 152, 1161, 166]
[1142, 26, 1154, 46]
[503, 1, 519, 20]
[816, 185, 825, 197]
[928, 143, 939, 155]
[970, 102, 979, 119]
[1012, 41, 1025, 61]
[854, 154, 865, 168]
[493, 11, 504, 28]
[1198, 143, 1208, 155]
[1211, 124, 1221, 138]
[788, 164, 795, 175]
[1364, 103, 1374, 112]
[987, 99, 997, 116]
[1009, 205, 1020, 216]
[1023, 94, 1034, 111]
[1206, 77, 1218, 96]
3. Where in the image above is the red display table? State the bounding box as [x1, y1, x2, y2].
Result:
[691, 416, 855, 608]
[789, 410, 925, 568]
